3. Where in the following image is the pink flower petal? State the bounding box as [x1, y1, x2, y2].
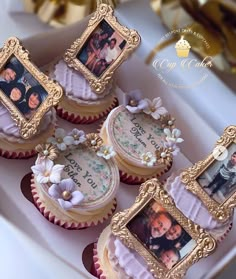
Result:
[70, 191, 84, 205]
[153, 97, 162, 107]
[59, 178, 76, 192]
[126, 105, 142, 113]
[48, 184, 62, 198]
[58, 199, 73, 210]
[55, 128, 66, 138]
[64, 136, 74, 145]
[157, 107, 168, 115]
[44, 159, 54, 172]
[37, 174, 49, 184]
[50, 164, 64, 183]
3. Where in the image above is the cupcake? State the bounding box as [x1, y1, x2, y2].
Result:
[48, 59, 118, 124]
[175, 36, 191, 58]
[100, 91, 183, 184]
[93, 178, 218, 279]
[93, 226, 154, 279]
[164, 173, 233, 242]
[0, 104, 56, 159]
[31, 128, 119, 229]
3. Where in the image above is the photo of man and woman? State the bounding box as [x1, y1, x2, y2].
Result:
[127, 200, 196, 270]
[0, 56, 48, 120]
[77, 19, 126, 77]
[199, 144, 236, 203]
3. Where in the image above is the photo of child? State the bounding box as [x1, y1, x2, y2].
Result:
[77, 19, 126, 77]
[127, 200, 196, 270]
[0, 56, 48, 120]
[198, 145, 236, 203]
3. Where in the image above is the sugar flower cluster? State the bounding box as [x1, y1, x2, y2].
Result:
[31, 128, 116, 210]
[123, 90, 184, 167]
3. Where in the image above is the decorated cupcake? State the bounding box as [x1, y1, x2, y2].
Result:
[100, 90, 183, 184]
[31, 128, 119, 229]
[175, 36, 191, 58]
[164, 172, 233, 241]
[0, 105, 56, 159]
[94, 226, 155, 279]
[93, 178, 218, 279]
[48, 59, 118, 124]
[0, 37, 63, 159]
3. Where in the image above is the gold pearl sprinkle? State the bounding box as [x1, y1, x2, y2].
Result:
[62, 191, 72, 201]
[104, 149, 109, 155]
[57, 138, 63, 143]
[150, 106, 156, 112]
[129, 99, 138, 107]
[144, 155, 150, 162]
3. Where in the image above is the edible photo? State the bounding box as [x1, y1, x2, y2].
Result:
[77, 19, 126, 77]
[127, 200, 196, 270]
[0, 56, 48, 120]
[197, 143, 236, 203]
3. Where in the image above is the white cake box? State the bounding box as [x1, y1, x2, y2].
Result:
[116, 0, 236, 141]
[0, 10, 235, 279]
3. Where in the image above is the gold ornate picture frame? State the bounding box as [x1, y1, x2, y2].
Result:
[64, 3, 141, 94]
[111, 179, 216, 279]
[0, 37, 63, 139]
[182, 125, 236, 222]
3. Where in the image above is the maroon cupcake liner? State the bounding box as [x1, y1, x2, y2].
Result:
[93, 242, 108, 279]
[0, 147, 37, 159]
[216, 222, 233, 243]
[31, 177, 117, 230]
[56, 98, 118, 124]
[119, 162, 172, 185]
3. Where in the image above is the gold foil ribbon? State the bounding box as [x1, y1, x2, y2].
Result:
[149, 0, 236, 72]
[23, 0, 118, 27]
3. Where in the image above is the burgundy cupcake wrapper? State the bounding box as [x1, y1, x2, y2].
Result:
[56, 98, 118, 124]
[0, 148, 37, 159]
[92, 221, 233, 279]
[216, 222, 233, 243]
[93, 242, 108, 279]
[119, 162, 173, 185]
[31, 178, 117, 230]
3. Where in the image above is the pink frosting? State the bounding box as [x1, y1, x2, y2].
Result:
[107, 235, 154, 279]
[0, 103, 56, 142]
[165, 175, 221, 230]
[54, 60, 111, 101]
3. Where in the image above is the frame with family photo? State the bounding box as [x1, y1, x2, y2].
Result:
[111, 179, 216, 279]
[0, 37, 63, 139]
[64, 3, 140, 94]
[182, 125, 236, 222]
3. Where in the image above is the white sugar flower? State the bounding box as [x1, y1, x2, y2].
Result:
[48, 178, 84, 210]
[125, 90, 149, 113]
[31, 159, 64, 184]
[164, 140, 180, 156]
[47, 128, 74, 151]
[143, 97, 168, 120]
[164, 128, 184, 143]
[141, 152, 157, 167]
[97, 145, 116, 160]
[68, 129, 86, 145]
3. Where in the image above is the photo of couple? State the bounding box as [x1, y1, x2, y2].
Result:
[0, 56, 48, 120]
[127, 200, 196, 270]
[198, 145, 236, 203]
[77, 19, 126, 77]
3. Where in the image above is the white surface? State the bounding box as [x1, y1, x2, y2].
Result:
[0, 215, 90, 279]
[116, 0, 236, 138]
[0, 0, 52, 44]
[0, 2, 235, 279]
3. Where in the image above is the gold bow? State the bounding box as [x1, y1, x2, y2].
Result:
[149, 0, 236, 73]
[23, 0, 118, 28]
